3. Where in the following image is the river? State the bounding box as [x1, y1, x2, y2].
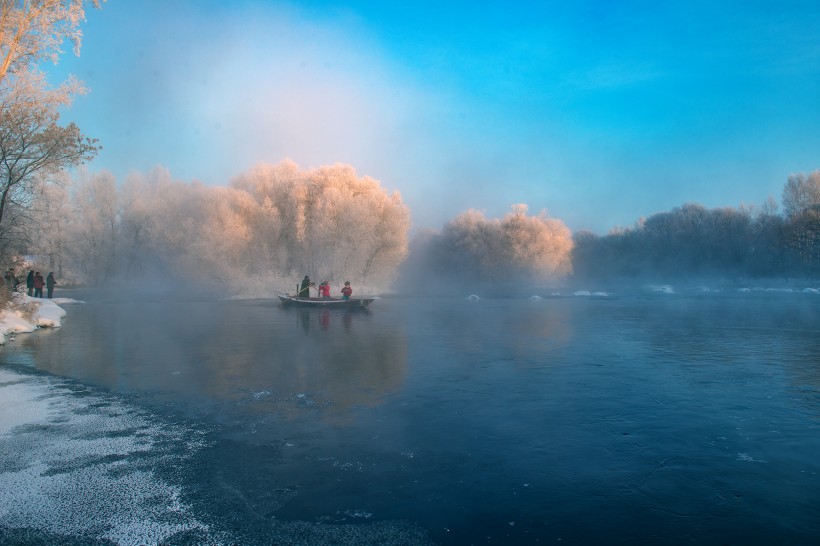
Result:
[1, 289, 819, 544]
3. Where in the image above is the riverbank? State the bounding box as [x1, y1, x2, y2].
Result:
[0, 295, 80, 345]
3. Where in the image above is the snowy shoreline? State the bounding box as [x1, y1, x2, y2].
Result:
[0, 296, 220, 543]
[0, 295, 81, 345]
[0, 367, 215, 544]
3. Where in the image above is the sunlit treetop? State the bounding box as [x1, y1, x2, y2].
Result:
[0, 0, 104, 84]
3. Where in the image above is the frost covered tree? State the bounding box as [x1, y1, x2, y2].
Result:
[500, 204, 574, 279]
[117, 171, 158, 277]
[403, 205, 573, 294]
[569, 198, 803, 282]
[0, 71, 98, 257]
[28, 169, 70, 275]
[116, 167, 215, 279]
[784, 205, 820, 274]
[0, 0, 102, 266]
[64, 170, 119, 284]
[0, 0, 104, 83]
[782, 170, 820, 218]
[230, 161, 411, 287]
[50, 161, 410, 292]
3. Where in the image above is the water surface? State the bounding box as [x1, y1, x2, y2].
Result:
[2, 290, 819, 544]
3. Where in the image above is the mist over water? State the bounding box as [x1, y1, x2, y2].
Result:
[2, 289, 820, 544]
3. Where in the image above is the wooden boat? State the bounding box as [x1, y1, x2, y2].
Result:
[278, 294, 376, 309]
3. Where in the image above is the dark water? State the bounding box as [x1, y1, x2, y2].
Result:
[2, 290, 820, 544]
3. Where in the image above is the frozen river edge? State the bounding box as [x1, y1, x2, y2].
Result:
[0, 301, 433, 545]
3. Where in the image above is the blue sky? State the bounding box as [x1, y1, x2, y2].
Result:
[48, 0, 820, 233]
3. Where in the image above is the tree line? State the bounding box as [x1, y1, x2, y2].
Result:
[27, 162, 411, 292]
[571, 171, 820, 284]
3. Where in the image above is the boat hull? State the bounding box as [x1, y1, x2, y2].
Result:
[278, 295, 375, 308]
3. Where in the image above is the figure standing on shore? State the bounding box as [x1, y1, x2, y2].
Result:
[46, 272, 57, 299]
[33, 271, 45, 298]
[26, 270, 34, 296]
[4, 269, 18, 293]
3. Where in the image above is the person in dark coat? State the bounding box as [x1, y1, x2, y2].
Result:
[26, 270, 34, 296]
[4, 269, 18, 293]
[46, 272, 57, 299]
[299, 275, 312, 298]
[33, 271, 45, 298]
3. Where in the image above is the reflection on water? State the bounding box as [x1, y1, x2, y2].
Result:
[297, 308, 359, 333]
[9, 297, 407, 422]
[2, 291, 820, 544]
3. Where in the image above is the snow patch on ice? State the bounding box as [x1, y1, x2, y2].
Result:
[0, 368, 216, 544]
[646, 284, 675, 294]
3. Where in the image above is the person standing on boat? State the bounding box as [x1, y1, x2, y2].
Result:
[299, 275, 312, 298]
[320, 281, 331, 298]
[341, 281, 353, 300]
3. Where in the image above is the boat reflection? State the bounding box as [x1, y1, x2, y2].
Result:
[292, 307, 367, 334]
[17, 298, 407, 425]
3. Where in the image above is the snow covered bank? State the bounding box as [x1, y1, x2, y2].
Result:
[0, 296, 81, 344]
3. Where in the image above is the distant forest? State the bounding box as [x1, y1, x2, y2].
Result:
[3, 157, 819, 294]
[570, 171, 820, 284]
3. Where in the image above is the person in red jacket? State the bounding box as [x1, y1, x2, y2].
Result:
[341, 281, 353, 300]
[33, 271, 45, 298]
[320, 281, 331, 298]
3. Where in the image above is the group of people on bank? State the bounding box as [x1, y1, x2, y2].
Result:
[3, 269, 58, 299]
[299, 276, 353, 299]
